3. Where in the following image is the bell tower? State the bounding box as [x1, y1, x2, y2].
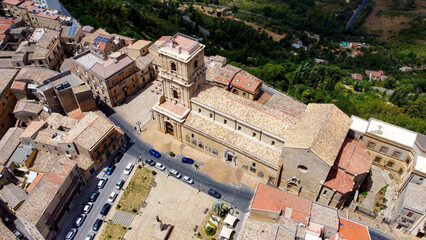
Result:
[157, 33, 205, 108]
[152, 33, 206, 140]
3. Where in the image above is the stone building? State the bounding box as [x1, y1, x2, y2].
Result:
[0, 69, 18, 139]
[31, 28, 65, 71]
[350, 116, 422, 192]
[391, 183, 426, 237]
[152, 33, 371, 207]
[79, 28, 131, 59]
[60, 26, 83, 54]
[16, 156, 82, 240]
[72, 50, 141, 107]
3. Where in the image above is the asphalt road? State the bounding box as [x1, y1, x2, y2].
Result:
[0, 203, 33, 240]
[56, 103, 254, 239]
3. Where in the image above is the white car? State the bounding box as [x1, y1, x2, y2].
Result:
[108, 192, 117, 203]
[183, 176, 194, 184]
[124, 163, 134, 175]
[155, 163, 166, 171]
[83, 202, 93, 213]
[97, 177, 107, 189]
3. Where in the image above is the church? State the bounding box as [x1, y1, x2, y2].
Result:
[152, 33, 371, 208]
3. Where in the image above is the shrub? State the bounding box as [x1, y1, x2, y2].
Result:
[388, 173, 393, 179]
[197, 232, 201, 237]
[117, 204, 121, 209]
[169, 151, 175, 157]
[382, 198, 388, 204]
[236, 211, 239, 214]
[152, 171, 157, 175]
[138, 165, 142, 169]
[205, 226, 216, 236]
[194, 163, 199, 168]
[107, 234, 112, 239]
[122, 226, 127, 230]
[132, 208, 137, 213]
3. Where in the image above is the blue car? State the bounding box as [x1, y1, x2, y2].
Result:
[106, 164, 115, 175]
[149, 149, 161, 158]
[182, 157, 194, 164]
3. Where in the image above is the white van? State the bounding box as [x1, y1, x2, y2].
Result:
[168, 169, 182, 179]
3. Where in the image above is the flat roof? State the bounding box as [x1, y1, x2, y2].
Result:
[366, 118, 417, 148]
[415, 155, 426, 174]
[350, 115, 368, 133]
[309, 202, 339, 229]
[127, 40, 152, 50]
[403, 182, 426, 213]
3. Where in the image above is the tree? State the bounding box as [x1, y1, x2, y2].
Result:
[384, 77, 397, 89]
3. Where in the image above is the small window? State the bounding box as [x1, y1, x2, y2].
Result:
[171, 62, 177, 71]
[257, 171, 264, 178]
[380, 146, 388, 154]
[191, 134, 194, 138]
[66, 151, 70, 155]
[209, 113, 213, 118]
[198, 108, 201, 113]
[185, 135, 190, 142]
[398, 168, 403, 175]
[237, 126, 241, 131]
[194, 60, 198, 69]
[297, 165, 308, 173]
[323, 190, 328, 196]
[271, 141, 275, 146]
[407, 212, 413, 217]
[223, 119, 227, 124]
[242, 163, 248, 170]
[405, 158, 411, 165]
[198, 142, 203, 148]
[374, 157, 381, 163]
[205, 145, 211, 152]
[392, 151, 401, 158]
[367, 142, 375, 148]
[268, 177, 274, 184]
[252, 132, 256, 137]
[386, 161, 394, 168]
[212, 149, 218, 155]
[68, 144, 71, 148]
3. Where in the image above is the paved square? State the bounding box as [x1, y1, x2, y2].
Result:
[114, 80, 161, 128]
[124, 170, 216, 240]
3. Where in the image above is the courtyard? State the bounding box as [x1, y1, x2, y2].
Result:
[124, 170, 216, 240]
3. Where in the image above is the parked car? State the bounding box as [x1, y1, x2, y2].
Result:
[13, 230, 23, 239]
[149, 148, 161, 158]
[115, 179, 125, 190]
[74, 213, 87, 227]
[2, 217, 11, 225]
[100, 203, 111, 216]
[168, 169, 182, 178]
[108, 192, 117, 203]
[65, 228, 77, 240]
[208, 189, 221, 198]
[83, 202, 93, 213]
[183, 176, 194, 184]
[89, 191, 100, 202]
[124, 163, 134, 175]
[145, 158, 156, 166]
[114, 151, 124, 163]
[182, 157, 194, 164]
[86, 233, 95, 240]
[155, 163, 166, 171]
[106, 164, 115, 175]
[97, 177, 108, 189]
[92, 219, 103, 231]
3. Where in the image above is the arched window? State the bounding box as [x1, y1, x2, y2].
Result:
[173, 90, 178, 99]
[171, 62, 177, 71]
[194, 60, 198, 69]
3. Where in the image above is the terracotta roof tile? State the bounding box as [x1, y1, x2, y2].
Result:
[2, 0, 23, 5]
[332, 218, 370, 240]
[251, 184, 311, 225]
[25, 173, 44, 192]
[335, 138, 371, 175]
[324, 169, 354, 194]
[231, 70, 263, 94]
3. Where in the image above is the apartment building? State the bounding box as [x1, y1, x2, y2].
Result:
[60, 26, 83, 54]
[1, 0, 71, 28]
[0, 69, 18, 139]
[31, 28, 65, 71]
[72, 50, 141, 107]
[21, 112, 125, 179]
[16, 155, 82, 240]
[391, 183, 426, 237]
[350, 116, 421, 191]
[79, 28, 130, 58]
